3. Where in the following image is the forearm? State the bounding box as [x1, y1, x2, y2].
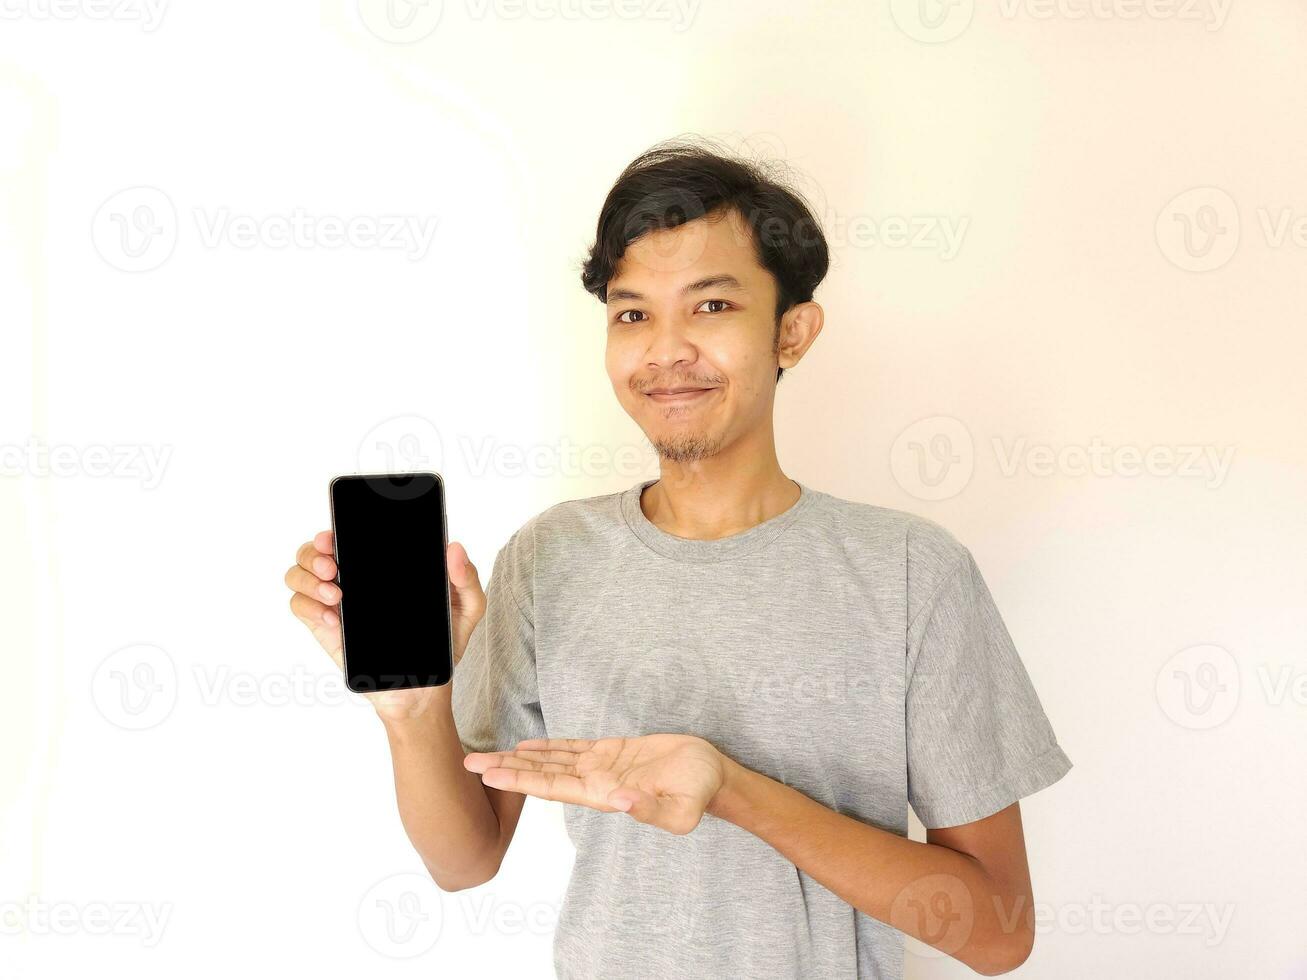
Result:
[706, 759, 1033, 975]
[379, 687, 504, 891]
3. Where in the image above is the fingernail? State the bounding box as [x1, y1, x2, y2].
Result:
[323, 610, 339, 628]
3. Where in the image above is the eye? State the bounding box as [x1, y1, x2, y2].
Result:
[697, 299, 731, 314]
[615, 309, 647, 324]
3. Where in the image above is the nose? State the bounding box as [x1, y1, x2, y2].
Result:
[644, 310, 700, 372]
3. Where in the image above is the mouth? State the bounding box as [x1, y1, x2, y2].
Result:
[644, 387, 717, 405]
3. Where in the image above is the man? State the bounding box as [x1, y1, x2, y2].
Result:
[286, 136, 1072, 978]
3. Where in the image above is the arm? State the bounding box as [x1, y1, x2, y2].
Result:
[381, 697, 528, 892]
[464, 733, 1036, 975]
[286, 531, 522, 892]
[706, 758, 1034, 976]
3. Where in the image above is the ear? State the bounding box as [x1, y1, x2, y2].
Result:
[777, 301, 824, 370]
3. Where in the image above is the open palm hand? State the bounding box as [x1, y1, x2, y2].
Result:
[464, 734, 728, 836]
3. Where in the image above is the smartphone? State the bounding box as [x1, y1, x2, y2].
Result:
[327, 471, 454, 693]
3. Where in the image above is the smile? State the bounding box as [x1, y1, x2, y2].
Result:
[645, 388, 717, 405]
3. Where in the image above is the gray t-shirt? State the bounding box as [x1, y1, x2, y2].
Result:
[451, 478, 1072, 979]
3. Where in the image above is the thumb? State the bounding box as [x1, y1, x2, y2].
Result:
[447, 541, 483, 598]
[607, 786, 658, 821]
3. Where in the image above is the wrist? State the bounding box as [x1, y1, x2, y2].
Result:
[375, 685, 453, 736]
[706, 753, 752, 821]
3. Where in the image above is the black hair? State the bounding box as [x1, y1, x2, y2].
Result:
[580, 135, 829, 384]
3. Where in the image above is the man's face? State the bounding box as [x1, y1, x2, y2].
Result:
[604, 207, 781, 465]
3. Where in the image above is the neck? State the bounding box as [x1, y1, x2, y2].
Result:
[641, 440, 799, 541]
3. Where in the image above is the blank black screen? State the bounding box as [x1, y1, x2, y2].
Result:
[329, 473, 453, 692]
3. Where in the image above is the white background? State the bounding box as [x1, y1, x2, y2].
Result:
[3, 1, 1305, 977]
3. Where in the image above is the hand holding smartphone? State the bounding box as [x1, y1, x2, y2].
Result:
[327, 471, 455, 693]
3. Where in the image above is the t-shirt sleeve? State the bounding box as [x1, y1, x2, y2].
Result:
[449, 525, 547, 755]
[905, 536, 1072, 828]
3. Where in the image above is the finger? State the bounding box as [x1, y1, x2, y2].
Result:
[607, 786, 654, 816]
[447, 543, 485, 611]
[296, 539, 336, 580]
[609, 787, 697, 834]
[479, 755, 576, 776]
[508, 748, 581, 766]
[478, 765, 589, 805]
[446, 541, 478, 588]
[289, 590, 338, 630]
[314, 529, 333, 554]
[515, 737, 596, 753]
[463, 750, 547, 774]
[284, 565, 341, 604]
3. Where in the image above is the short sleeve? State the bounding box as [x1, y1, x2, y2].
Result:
[905, 545, 1071, 828]
[450, 526, 547, 754]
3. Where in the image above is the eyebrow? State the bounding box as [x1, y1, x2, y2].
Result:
[606, 274, 746, 303]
